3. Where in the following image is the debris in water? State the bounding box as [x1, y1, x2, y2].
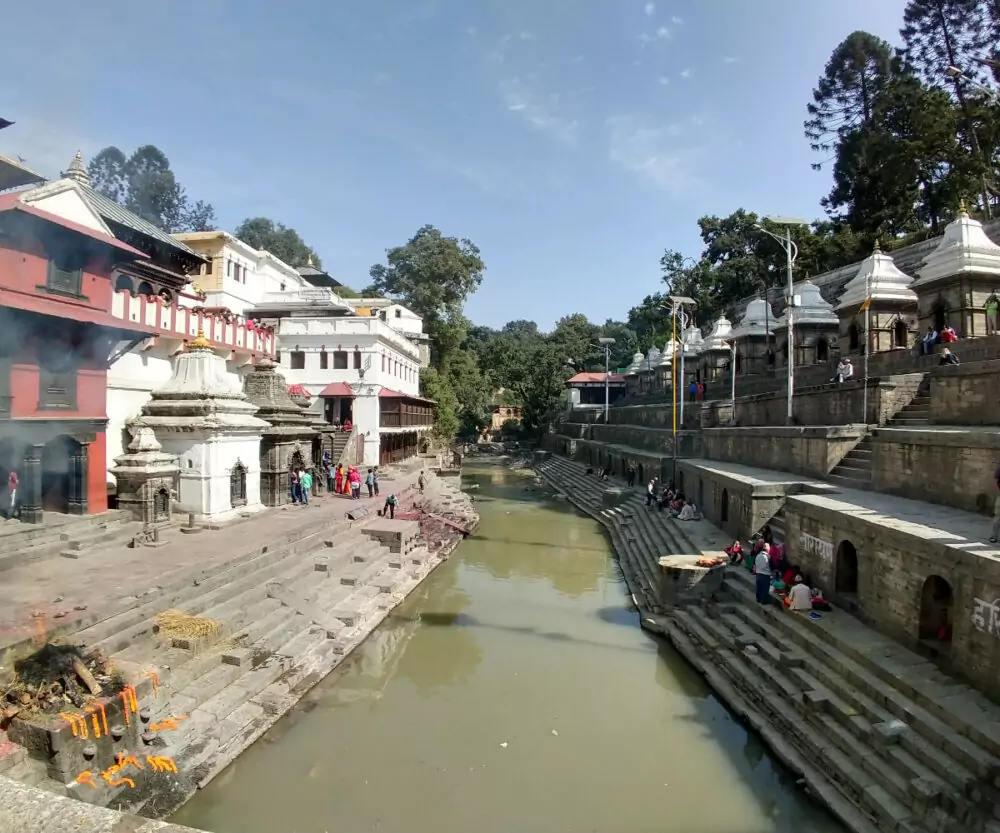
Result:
[500, 742, 508, 748]
[551, 729, 558, 736]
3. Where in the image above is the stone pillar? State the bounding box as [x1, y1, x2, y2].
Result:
[68, 442, 89, 515]
[20, 444, 43, 524]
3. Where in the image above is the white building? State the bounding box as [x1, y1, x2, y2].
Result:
[249, 280, 434, 468]
[173, 231, 308, 316]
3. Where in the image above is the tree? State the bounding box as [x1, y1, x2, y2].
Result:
[233, 217, 322, 268]
[805, 31, 895, 163]
[597, 319, 639, 369]
[87, 145, 217, 233]
[550, 313, 601, 371]
[900, 0, 992, 91]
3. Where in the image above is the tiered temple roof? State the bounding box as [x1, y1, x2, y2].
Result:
[836, 243, 917, 310]
[913, 203, 1000, 287]
[775, 280, 839, 330]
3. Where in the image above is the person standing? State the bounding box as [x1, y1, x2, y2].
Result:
[372, 468, 380, 497]
[626, 463, 635, 488]
[646, 478, 657, 508]
[754, 543, 773, 604]
[290, 468, 302, 504]
[300, 469, 313, 505]
[365, 468, 375, 498]
[986, 292, 1000, 336]
[383, 493, 398, 519]
[418, 471, 427, 493]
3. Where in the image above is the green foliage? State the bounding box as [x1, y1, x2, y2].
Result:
[370, 225, 486, 440]
[233, 217, 322, 269]
[88, 145, 217, 233]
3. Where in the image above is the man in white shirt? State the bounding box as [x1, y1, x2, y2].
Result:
[788, 575, 812, 612]
[753, 543, 772, 604]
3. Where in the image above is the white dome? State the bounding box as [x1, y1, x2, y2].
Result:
[682, 325, 704, 355]
[774, 281, 838, 331]
[913, 204, 1000, 287]
[701, 315, 734, 352]
[836, 244, 916, 310]
[730, 298, 775, 339]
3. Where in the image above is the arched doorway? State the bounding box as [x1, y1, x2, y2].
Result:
[230, 461, 247, 508]
[41, 436, 78, 514]
[638, 464, 645, 485]
[720, 488, 729, 523]
[136, 281, 154, 297]
[154, 487, 170, 522]
[932, 303, 946, 333]
[893, 320, 908, 348]
[835, 540, 859, 595]
[918, 575, 953, 642]
[848, 324, 860, 351]
[816, 338, 829, 362]
[735, 353, 743, 374]
[114, 275, 134, 294]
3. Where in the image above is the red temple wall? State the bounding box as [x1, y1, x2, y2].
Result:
[87, 433, 107, 513]
[0, 239, 113, 309]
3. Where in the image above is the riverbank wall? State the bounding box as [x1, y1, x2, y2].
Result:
[0, 470, 478, 828]
[536, 453, 1000, 833]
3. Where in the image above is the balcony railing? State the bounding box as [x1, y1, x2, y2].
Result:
[380, 410, 434, 428]
[111, 291, 276, 357]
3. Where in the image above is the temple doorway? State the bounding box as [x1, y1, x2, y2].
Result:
[931, 303, 946, 333]
[41, 435, 78, 514]
[893, 320, 908, 348]
[230, 461, 247, 508]
[816, 338, 829, 362]
[918, 575, 953, 642]
[835, 540, 859, 595]
[720, 488, 729, 523]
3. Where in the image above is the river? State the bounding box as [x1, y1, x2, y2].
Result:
[172, 462, 843, 833]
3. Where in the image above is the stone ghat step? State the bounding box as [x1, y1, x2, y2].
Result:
[720, 573, 1000, 826]
[0, 513, 140, 573]
[826, 473, 873, 491]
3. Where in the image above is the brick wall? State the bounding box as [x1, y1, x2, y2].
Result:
[701, 426, 865, 478]
[676, 461, 786, 540]
[930, 359, 1000, 426]
[784, 497, 1000, 700]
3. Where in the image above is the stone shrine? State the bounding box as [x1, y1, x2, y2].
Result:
[134, 329, 269, 521]
[774, 280, 839, 367]
[698, 315, 734, 385]
[911, 202, 1000, 338]
[108, 423, 180, 526]
[836, 243, 917, 354]
[242, 356, 318, 507]
[729, 298, 775, 375]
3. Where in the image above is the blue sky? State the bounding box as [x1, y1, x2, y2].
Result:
[1, 0, 908, 330]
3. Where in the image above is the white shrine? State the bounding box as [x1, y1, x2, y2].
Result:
[134, 329, 269, 521]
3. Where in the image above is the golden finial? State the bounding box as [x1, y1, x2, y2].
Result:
[187, 326, 212, 350]
[959, 197, 969, 217]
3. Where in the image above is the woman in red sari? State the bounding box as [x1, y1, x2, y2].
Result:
[334, 464, 345, 495]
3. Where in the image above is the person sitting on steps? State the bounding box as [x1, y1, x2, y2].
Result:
[939, 347, 960, 366]
[832, 357, 853, 384]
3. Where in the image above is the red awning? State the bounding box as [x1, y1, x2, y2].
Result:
[286, 384, 311, 398]
[0, 288, 159, 335]
[566, 371, 626, 385]
[379, 387, 435, 405]
[0, 193, 148, 258]
[319, 381, 354, 397]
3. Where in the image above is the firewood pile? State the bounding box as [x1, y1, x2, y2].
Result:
[2, 644, 120, 719]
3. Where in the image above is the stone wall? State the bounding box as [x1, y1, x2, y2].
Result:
[871, 428, 1000, 515]
[701, 426, 865, 479]
[930, 358, 1000, 426]
[783, 496, 1000, 700]
[542, 433, 676, 485]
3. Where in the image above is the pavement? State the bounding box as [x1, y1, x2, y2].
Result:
[0, 468, 423, 654]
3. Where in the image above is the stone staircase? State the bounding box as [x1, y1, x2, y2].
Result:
[888, 376, 932, 428]
[828, 436, 874, 491]
[330, 431, 351, 463]
[0, 511, 144, 573]
[0, 497, 443, 813]
[536, 455, 714, 615]
[669, 568, 1000, 833]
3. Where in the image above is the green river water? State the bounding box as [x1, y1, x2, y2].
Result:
[172, 462, 843, 833]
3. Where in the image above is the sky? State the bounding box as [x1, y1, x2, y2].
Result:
[1, 0, 909, 330]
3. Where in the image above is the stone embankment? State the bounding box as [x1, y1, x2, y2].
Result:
[536, 452, 1000, 833]
[0, 470, 477, 827]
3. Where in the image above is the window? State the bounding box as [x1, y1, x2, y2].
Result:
[381, 354, 386, 372]
[280, 282, 286, 291]
[333, 350, 348, 370]
[205, 258, 213, 275]
[395, 309, 402, 318]
[45, 256, 83, 297]
[353, 351, 362, 369]
[290, 351, 306, 370]
[227, 259, 232, 277]
[38, 368, 77, 410]
[275, 351, 281, 363]
[320, 350, 329, 369]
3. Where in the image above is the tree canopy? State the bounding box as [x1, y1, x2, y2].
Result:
[233, 217, 322, 269]
[88, 145, 217, 233]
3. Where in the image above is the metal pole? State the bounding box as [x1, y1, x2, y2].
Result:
[862, 262, 871, 425]
[604, 345, 609, 424]
[679, 308, 686, 428]
[671, 306, 678, 437]
[730, 343, 736, 424]
[785, 226, 795, 424]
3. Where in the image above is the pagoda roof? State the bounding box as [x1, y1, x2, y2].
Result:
[913, 204, 1000, 286]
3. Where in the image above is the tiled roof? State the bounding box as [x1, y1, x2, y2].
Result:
[566, 371, 626, 384]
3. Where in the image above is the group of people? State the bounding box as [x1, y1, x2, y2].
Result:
[922, 324, 958, 355]
[726, 527, 831, 614]
[645, 478, 702, 521]
[329, 462, 378, 500]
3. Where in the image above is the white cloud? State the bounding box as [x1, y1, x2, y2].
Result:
[500, 78, 579, 145]
[671, 15, 683, 25]
[606, 115, 699, 197]
[657, 76, 670, 85]
[723, 56, 739, 64]
[519, 31, 532, 40]
[644, 2, 655, 15]
[638, 32, 653, 44]
[680, 69, 692, 79]
[656, 26, 670, 39]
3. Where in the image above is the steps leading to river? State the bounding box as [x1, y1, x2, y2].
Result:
[0, 475, 476, 818]
[537, 451, 1000, 833]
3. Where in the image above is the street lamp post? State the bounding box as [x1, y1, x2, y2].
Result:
[755, 218, 808, 424]
[723, 340, 736, 424]
[665, 295, 696, 453]
[598, 337, 616, 424]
